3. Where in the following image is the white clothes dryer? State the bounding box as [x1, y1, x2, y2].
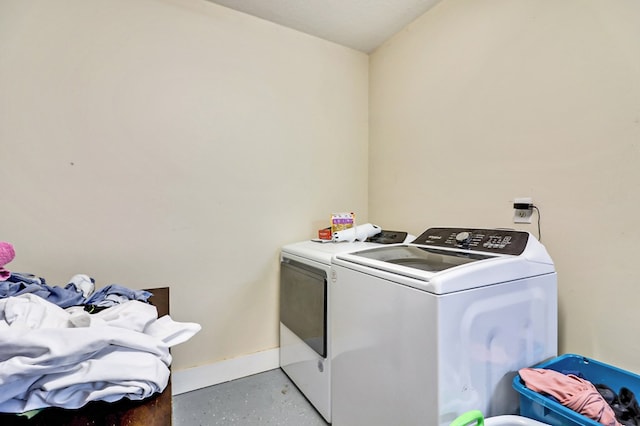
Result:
[330, 227, 558, 426]
[280, 239, 383, 422]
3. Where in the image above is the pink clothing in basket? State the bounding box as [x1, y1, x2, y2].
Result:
[519, 368, 621, 426]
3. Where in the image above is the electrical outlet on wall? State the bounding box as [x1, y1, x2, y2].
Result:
[513, 197, 533, 223]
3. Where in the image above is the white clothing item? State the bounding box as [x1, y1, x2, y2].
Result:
[0, 293, 72, 330]
[0, 293, 200, 413]
[67, 274, 95, 298]
[145, 315, 203, 346]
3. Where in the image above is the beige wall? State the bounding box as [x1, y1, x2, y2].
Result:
[3, 0, 640, 380]
[369, 0, 640, 371]
[0, 0, 368, 370]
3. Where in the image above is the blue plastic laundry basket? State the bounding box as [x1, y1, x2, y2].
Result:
[513, 353, 640, 426]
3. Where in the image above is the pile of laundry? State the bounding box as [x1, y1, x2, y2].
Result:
[1, 271, 151, 310]
[0, 242, 201, 414]
[519, 368, 640, 426]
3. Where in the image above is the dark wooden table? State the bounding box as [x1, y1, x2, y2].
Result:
[0, 287, 172, 426]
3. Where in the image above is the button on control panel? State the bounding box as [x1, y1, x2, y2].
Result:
[411, 227, 530, 255]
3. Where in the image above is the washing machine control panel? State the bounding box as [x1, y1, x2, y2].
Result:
[412, 227, 530, 255]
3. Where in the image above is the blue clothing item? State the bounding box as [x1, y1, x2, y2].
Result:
[1, 273, 153, 309]
[85, 284, 153, 308]
[6, 272, 46, 286]
[1, 274, 86, 308]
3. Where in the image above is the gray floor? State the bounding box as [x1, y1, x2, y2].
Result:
[172, 368, 329, 426]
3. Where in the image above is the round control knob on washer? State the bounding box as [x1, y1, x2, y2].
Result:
[455, 231, 471, 243]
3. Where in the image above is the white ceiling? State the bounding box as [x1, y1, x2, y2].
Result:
[206, 0, 442, 53]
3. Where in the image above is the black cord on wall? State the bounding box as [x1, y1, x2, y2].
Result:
[532, 205, 542, 241]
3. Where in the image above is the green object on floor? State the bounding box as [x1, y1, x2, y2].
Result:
[18, 409, 43, 419]
[450, 410, 485, 426]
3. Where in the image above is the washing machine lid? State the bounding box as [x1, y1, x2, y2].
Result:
[333, 227, 556, 293]
[282, 240, 382, 265]
[347, 244, 495, 272]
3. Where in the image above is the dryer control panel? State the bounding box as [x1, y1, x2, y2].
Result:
[412, 227, 530, 255]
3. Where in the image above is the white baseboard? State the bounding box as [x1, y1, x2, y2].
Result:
[171, 348, 280, 395]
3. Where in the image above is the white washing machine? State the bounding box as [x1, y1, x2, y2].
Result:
[331, 227, 558, 426]
[280, 239, 383, 423]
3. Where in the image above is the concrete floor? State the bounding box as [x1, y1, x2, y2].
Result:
[172, 368, 329, 426]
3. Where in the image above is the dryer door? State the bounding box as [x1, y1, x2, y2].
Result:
[280, 258, 327, 358]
